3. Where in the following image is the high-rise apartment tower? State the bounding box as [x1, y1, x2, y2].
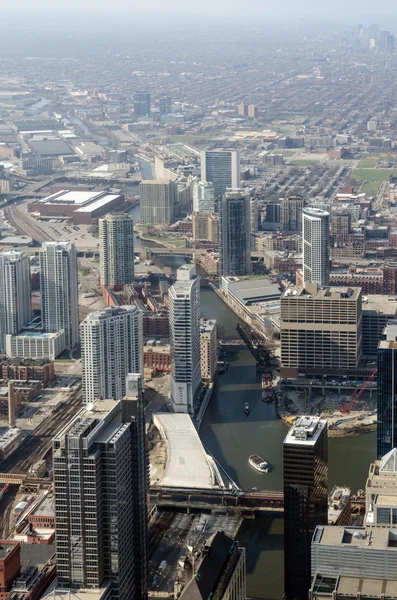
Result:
[302, 207, 330, 286]
[80, 306, 143, 405]
[134, 91, 150, 117]
[193, 181, 215, 213]
[0, 251, 31, 353]
[39, 242, 79, 349]
[169, 265, 201, 414]
[99, 213, 134, 287]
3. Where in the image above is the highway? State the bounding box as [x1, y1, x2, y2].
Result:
[5, 204, 55, 244]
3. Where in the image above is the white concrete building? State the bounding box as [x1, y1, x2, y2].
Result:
[193, 180, 215, 213]
[80, 306, 143, 405]
[169, 265, 201, 414]
[200, 319, 218, 381]
[201, 150, 240, 197]
[5, 330, 65, 360]
[39, 242, 79, 349]
[99, 213, 134, 286]
[0, 251, 31, 353]
[302, 207, 330, 286]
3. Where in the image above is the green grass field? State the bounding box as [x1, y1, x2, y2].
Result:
[357, 160, 378, 168]
[361, 181, 382, 195]
[352, 168, 396, 181]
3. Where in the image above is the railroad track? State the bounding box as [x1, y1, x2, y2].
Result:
[0, 388, 82, 476]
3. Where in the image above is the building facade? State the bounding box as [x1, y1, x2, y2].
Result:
[201, 150, 240, 197]
[284, 417, 328, 600]
[5, 331, 65, 361]
[134, 90, 150, 117]
[39, 242, 79, 350]
[377, 321, 397, 458]
[192, 181, 215, 213]
[80, 306, 143, 405]
[53, 398, 147, 599]
[219, 189, 251, 277]
[200, 319, 218, 381]
[303, 207, 330, 286]
[0, 251, 31, 353]
[139, 180, 176, 225]
[99, 213, 134, 287]
[280, 194, 304, 233]
[169, 265, 201, 414]
[280, 284, 362, 378]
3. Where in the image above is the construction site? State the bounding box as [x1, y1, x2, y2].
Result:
[235, 322, 378, 437]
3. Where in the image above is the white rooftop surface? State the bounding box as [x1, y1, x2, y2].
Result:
[41, 190, 100, 205]
[284, 416, 327, 445]
[153, 413, 225, 489]
[74, 193, 120, 212]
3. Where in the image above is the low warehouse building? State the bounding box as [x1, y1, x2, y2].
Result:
[28, 189, 124, 224]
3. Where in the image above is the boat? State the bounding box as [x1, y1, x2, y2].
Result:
[244, 403, 251, 415]
[249, 455, 270, 473]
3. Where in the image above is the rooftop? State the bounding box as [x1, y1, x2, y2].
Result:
[31, 494, 55, 518]
[282, 284, 361, 301]
[152, 413, 225, 489]
[313, 525, 397, 550]
[284, 416, 327, 446]
[228, 278, 281, 305]
[0, 541, 17, 560]
[363, 294, 397, 315]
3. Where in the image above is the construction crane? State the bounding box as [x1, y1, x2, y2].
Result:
[340, 369, 377, 414]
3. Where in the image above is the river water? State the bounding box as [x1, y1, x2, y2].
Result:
[198, 287, 376, 600]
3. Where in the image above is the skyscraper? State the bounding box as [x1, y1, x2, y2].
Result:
[280, 194, 304, 232]
[139, 180, 176, 225]
[53, 397, 147, 599]
[0, 251, 31, 353]
[377, 321, 397, 458]
[169, 265, 201, 414]
[99, 213, 134, 287]
[284, 416, 328, 600]
[192, 180, 215, 213]
[134, 90, 150, 117]
[219, 189, 251, 277]
[302, 207, 330, 286]
[201, 150, 240, 197]
[80, 306, 143, 405]
[159, 96, 172, 115]
[39, 242, 79, 349]
[124, 374, 148, 600]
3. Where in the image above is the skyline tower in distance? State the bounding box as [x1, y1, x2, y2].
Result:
[219, 188, 251, 277]
[99, 213, 134, 287]
[201, 149, 240, 197]
[283, 416, 328, 600]
[0, 250, 31, 353]
[302, 207, 330, 286]
[39, 241, 79, 350]
[80, 306, 143, 405]
[169, 264, 201, 414]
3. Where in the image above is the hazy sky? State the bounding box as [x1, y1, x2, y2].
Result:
[3, 0, 397, 19]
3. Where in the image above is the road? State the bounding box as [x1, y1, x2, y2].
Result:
[5, 205, 55, 243]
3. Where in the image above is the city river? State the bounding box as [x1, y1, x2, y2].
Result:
[133, 219, 377, 598]
[199, 287, 376, 599]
